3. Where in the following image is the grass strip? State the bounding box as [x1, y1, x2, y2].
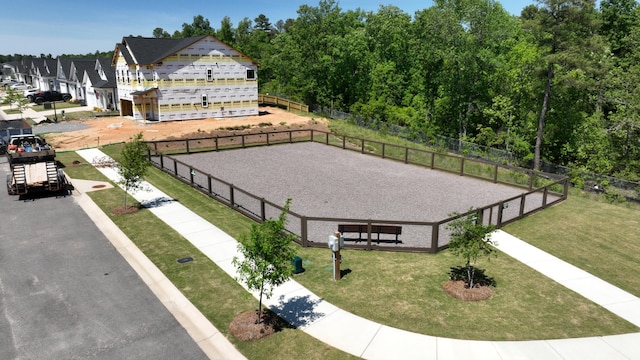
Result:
[58, 151, 357, 360]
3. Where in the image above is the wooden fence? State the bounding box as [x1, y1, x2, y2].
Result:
[147, 129, 569, 253]
[258, 94, 309, 113]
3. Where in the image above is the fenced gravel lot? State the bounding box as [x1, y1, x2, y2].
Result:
[172, 142, 537, 249]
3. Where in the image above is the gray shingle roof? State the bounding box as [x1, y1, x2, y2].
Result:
[118, 35, 209, 65]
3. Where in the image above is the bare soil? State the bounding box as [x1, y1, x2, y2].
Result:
[443, 280, 494, 301]
[45, 106, 329, 151]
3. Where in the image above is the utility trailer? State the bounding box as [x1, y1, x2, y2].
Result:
[6, 135, 66, 195]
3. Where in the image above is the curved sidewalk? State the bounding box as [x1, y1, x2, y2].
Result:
[75, 148, 640, 360]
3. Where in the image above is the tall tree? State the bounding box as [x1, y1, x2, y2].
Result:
[152, 27, 171, 38]
[600, 0, 638, 58]
[217, 16, 235, 44]
[181, 15, 214, 37]
[526, 0, 601, 170]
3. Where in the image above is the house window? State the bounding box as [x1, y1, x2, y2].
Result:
[201, 94, 208, 108]
[246, 69, 256, 80]
[206, 68, 213, 82]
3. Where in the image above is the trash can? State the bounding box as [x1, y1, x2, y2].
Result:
[43, 102, 51, 109]
[292, 256, 304, 274]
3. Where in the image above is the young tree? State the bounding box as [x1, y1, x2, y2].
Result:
[233, 199, 297, 324]
[447, 210, 497, 288]
[117, 132, 150, 209]
[2, 88, 29, 118]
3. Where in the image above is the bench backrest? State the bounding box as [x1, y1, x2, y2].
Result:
[338, 224, 402, 235]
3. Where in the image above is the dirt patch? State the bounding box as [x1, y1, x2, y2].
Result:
[111, 205, 140, 215]
[44, 106, 329, 151]
[229, 309, 290, 341]
[443, 280, 493, 301]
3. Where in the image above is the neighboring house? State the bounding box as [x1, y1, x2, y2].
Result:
[112, 35, 259, 121]
[82, 58, 118, 111]
[56, 58, 93, 97]
[29, 58, 56, 91]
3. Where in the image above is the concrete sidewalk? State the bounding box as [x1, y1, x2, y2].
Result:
[74, 147, 640, 360]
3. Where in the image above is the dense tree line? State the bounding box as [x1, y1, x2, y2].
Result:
[155, 0, 637, 179]
[5, 0, 638, 180]
[0, 50, 112, 63]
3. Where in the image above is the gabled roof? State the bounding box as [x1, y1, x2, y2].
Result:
[90, 58, 116, 88]
[117, 35, 209, 65]
[113, 34, 258, 66]
[59, 58, 94, 81]
[29, 58, 56, 77]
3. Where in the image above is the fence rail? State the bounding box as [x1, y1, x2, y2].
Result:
[147, 129, 568, 253]
[259, 94, 309, 113]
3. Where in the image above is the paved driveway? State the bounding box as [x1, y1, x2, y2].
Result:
[0, 157, 207, 359]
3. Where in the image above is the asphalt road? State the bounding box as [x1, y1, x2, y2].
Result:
[0, 157, 208, 359]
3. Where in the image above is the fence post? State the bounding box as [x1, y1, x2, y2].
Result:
[430, 223, 439, 253]
[430, 152, 435, 169]
[207, 175, 212, 195]
[215, 136, 219, 151]
[260, 199, 266, 221]
[230, 185, 235, 207]
[173, 160, 178, 176]
[289, 131, 292, 143]
[300, 216, 308, 247]
[543, 186, 549, 206]
[519, 194, 526, 217]
[404, 147, 409, 164]
[382, 143, 386, 159]
[497, 202, 504, 226]
[528, 170, 534, 190]
[159, 154, 164, 170]
[241, 135, 245, 148]
[366, 221, 373, 250]
[460, 158, 465, 176]
[189, 167, 194, 185]
[266, 133, 270, 146]
[493, 164, 498, 183]
[186, 139, 190, 154]
[361, 139, 365, 153]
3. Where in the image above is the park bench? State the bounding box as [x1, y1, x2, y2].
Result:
[338, 224, 402, 244]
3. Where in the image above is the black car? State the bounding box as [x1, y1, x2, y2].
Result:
[33, 91, 72, 105]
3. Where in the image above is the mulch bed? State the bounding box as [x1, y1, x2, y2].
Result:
[111, 205, 140, 215]
[229, 309, 290, 341]
[443, 280, 493, 301]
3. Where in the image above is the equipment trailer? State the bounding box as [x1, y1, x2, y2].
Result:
[6, 135, 66, 195]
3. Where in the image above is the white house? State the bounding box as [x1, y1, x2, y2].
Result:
[112, 35, 259, 121]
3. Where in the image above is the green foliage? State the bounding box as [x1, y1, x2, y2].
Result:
[2, 87, 29, 118]
[233, 199, 297, 324]
[447, 210, 497, 288]
[117, 132, 150, 208]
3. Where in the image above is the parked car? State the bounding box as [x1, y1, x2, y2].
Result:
[2, 79, 20, 89]
[10, 82, 34, 90]
[32, 91, 72, 105]
[23, 88, 40, 101]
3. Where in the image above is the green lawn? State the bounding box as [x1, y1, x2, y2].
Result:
[56, 136, 640, 356]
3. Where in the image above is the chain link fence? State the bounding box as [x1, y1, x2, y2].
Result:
[313, 105, 640, 203]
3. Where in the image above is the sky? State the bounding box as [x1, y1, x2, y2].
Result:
[0, 0, 537, 57]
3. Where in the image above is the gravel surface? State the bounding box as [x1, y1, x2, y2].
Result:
[33, 121, 91, 134]
[173, 142, 552, 249]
